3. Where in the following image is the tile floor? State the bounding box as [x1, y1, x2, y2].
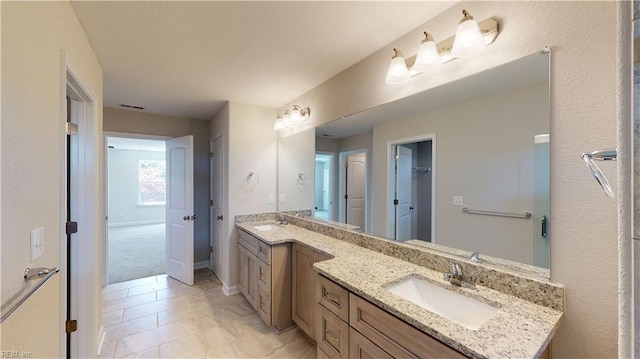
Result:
[99, 269, 315, 358]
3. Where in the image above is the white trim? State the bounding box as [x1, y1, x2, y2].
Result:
[194, 261, 209, 270]
[96, 326, 106, 357]
[104, 131, 171, 141]
[108, 219, 166, 228]
[386, 133, 437, 243]
[62, 50, 101, 359]
[222, 283, 240, 296]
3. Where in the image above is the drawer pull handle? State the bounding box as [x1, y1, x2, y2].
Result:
[259, 247, 265, 254]
[323, 287, 341, 306]
[325, 329, 340, 344]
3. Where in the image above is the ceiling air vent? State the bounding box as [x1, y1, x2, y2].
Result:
[119, 104, 145, 110]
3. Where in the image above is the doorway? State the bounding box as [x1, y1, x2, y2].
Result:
[314, 152, 334, 221]
[105, 135, 168, 284]
[388, 135, 436, 242]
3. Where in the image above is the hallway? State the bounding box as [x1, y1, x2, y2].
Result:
[99, 269, 315, 358]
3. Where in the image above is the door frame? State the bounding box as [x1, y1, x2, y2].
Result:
[209, 131, 225, 276]
[314, 151, 335, 221]
[338, 149, 368, 231]
[102, 131, 171, 286]
[60, 51, 100, 359]
[386, 133, 436, 242]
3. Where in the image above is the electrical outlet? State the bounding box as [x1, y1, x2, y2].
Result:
[453, 196, 464, 206]
[279, 194, 286, 204]
[268, 194, 275, 205]
[30, 227, 45, 261]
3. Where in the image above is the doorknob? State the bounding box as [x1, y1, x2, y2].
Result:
[217, 215, 223, 221]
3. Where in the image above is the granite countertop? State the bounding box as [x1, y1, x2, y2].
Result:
[235, 220, 563, 359]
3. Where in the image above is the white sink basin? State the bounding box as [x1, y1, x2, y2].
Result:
[253, 224, 280, 231]
[385, 276, 499, 330]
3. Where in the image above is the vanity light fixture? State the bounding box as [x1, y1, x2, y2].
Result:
[451, 10, 486, 58]
[385, 9, 498, 84]
[274, 105, 311, 131]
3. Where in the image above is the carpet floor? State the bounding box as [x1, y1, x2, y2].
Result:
[108, 223, 165, 284]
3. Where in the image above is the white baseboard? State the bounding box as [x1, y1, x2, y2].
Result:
[222, 283, 239, 296]
[96, 326, 106, 356]
[194, 261, 209, 270]
[108, 219, 165, 228]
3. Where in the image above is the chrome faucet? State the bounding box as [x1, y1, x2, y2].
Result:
[443, 263, 464, 286]
[275, 214, 288, 225]
[469, 252, 481, 263]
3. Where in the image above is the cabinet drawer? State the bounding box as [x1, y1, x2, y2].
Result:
[257, 286, 272, 326]
[238, 229, 258, 254]
[257, 260, 271, 292]
[316, 275, 349, 322]
[256, 241, 272, 264]
[349, 327, 393, 359]
[316, 304, 349, 359]
[349, 294, 466, 359]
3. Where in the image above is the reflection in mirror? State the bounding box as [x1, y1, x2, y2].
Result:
[277, 128, 315, 212]
[312, 50, 550, 276]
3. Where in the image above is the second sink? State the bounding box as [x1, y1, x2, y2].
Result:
[385, 275, 500, 330]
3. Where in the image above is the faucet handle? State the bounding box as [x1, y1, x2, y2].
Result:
[451, 263, 462, 276]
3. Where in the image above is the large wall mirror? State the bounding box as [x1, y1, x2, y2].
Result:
[278, 50, 551, 277]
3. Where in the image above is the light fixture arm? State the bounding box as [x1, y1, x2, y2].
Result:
[460, 9, 474, 23]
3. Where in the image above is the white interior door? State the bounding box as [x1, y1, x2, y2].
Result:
[395, 145, 412, 241]
[346, 153, 366, 229]
[210, 136, 224, 278]
[166, 135, 194, 285]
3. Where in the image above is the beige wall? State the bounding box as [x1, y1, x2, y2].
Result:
[103, 107, 211, 263]
[372, 82, 549, 265]
[283, 2, 618, 357]
[1, 1, 103, 356]
[209, 102, 277, 291]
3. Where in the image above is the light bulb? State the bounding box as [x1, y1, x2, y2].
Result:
[273, 116, 285, 131]
[385, 48, 410, 84]
[282, 111, 292, 128]
[451, 10, 486, 58]
[291, 105, 302, 123]
[413, 32, 441, 73]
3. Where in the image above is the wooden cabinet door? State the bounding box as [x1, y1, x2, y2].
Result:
[292, 243, 315, 339]
[246, 250, 258, 309]
[238, 245, 249, 297]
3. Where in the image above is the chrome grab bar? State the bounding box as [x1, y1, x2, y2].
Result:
[462, 207, 531, 219]
[1, 267, 59, 323]
[581, 148, 616, 198]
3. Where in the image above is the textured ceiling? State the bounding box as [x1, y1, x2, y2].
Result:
[70, 1, 457, 120]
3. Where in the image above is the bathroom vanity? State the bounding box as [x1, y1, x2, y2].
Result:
[236, 213, 563, 359]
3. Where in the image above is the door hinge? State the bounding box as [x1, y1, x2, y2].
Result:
[344, 194, 348, 200]
[210, 200, 213, 206]
[66, 320, 78, 333]
[210, 152, 213, 159]
[393, 199, 399, 205]
[209, 246, 213, 253]
[66, 221, 78, 235]
[65, 122, 78, 136]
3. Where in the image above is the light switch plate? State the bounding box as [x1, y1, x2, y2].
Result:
[453, 196, 464, 206]
[279, 194, 286, 204]
[30, 227, 45, 261]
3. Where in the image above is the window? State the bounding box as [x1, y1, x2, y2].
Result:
[138, 159, 166, 205]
